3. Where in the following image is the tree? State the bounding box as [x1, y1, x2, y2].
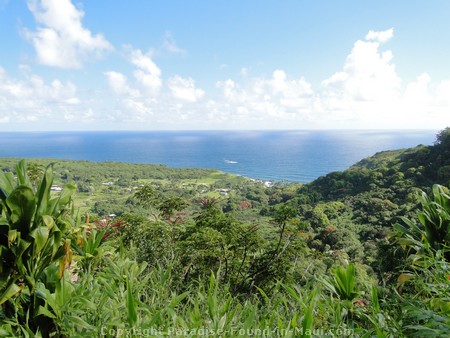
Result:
[434, 127, 450, 147]
[158, 197, 187, 221]
[133, 184, 159, 220]
[179, 200, 261, 287]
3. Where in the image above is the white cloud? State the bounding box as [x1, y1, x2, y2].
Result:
[437, 80, 450, 104]
[214, 70, 315, 125]
[25, 0, 112, 68]
[403, 73, 431, 105]
[103, 47, 164, 121]
[0, 66, 85, 125]
[365, 28, 394, 43]
[6, 27, 450, 130]
[104, 71, 139, 97]
[209, 29, 450, 129]
[315, 29, 450, 128]
[168, 76, 205, 102]
[323, 30, 400, 102]
[129, 48, 162, 94]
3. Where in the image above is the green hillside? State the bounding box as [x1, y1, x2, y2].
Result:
[1, 128, 450, 337]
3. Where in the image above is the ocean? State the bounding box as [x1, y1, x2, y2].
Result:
[0, 130, 437, 183]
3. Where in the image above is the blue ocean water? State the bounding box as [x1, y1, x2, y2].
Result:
[0, 130, 437, 183]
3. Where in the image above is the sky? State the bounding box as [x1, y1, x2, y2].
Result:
[0, 0, 449, 131]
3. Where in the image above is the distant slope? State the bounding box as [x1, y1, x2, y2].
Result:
[300, 138, 449, 203]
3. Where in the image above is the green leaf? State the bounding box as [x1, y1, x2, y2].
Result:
[30, 226, 49, 254]
[371, 285, 380, 314]
[126, 277, 138, 327]
[55, 276, 74, 308]
[0, 282, 21, 304]
[35, 164, 54, 217]
[169, 291, 189, 308]
[41, 215, 56, 230]
[0, 171, 15, 199]
[16, 238, 32, 263]
[8, 229, 18, 245]
[47, 183, 76, 217]
[217, 313, 227, 331]
[57, 184, 76, 208]
[36, 305, 57, 319]
[6, 186, 36, 232]
[281, 283, 302, 303]
[15, 160, 31, 187]
[64, 315, 95, 330]
[397, 273, 415, 285]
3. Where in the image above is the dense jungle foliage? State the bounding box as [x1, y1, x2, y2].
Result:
[1, 127, 450, 337]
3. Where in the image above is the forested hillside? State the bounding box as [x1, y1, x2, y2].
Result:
[1, 128, 449, 337]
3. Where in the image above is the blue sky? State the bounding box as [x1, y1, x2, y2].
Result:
[0, 0, 449, 131]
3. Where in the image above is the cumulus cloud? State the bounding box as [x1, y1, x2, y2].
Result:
[100, 28, 450, 129]
[25, 0, 112, 68]
[437, 80, 450, 104]
[9, 26, 449, 130]
[365, 28, 394, 43]
[210, 28, 450, 129]
[403, 73, 431, 105]
[0, 66, 84, 124]
[103, 47, 164, 122]
[214, 69, 316, 125]
[323, 29, 400, 102]
[103, 44, 206, 125]
[255, 70, 313, 103]
[312, 29, 403, 127]
[104, 71, 139, 97]
[168, 76, 205, 102]
[129, 48, 162, 94]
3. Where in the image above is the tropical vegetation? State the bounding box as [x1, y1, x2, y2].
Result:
[0, 127, 449, 337]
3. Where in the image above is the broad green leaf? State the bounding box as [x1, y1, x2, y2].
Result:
[16, 238, 32, 262]
[35, 163, 54, 219]
[30, 226, 49, 254]
[55, 275, 74, 307]
[0, 282, 21, 304]
[35, 305, 57, 319]
[6, 186, 36, 231]
[57, 184, 76, 208]
[15, 160, 31, 187]
[0, 171, 15, 198]
[41, 215, 56, 230]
